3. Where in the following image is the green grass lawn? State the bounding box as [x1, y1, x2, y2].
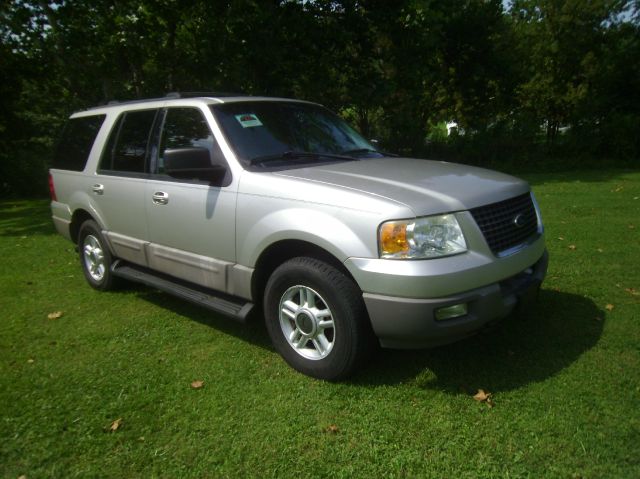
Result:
[1, 169, 639, 478]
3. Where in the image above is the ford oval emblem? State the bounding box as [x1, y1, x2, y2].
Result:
[513, 213, 526, 228]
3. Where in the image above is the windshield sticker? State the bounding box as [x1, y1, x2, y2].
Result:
[235, 113, 263, 128]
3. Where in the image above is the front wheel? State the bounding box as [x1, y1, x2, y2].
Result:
[264, 257, 376, 380]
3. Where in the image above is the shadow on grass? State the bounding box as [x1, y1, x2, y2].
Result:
[135, 288, 273, 350]
[351, 289, 604, 393]
[0, 200, 55, 237]
[136, 286, 602, 394]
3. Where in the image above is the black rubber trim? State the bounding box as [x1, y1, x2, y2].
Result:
[111, 260, 253, 322]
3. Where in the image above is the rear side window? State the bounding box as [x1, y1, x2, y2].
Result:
[99, 109, 158, 173]
[53, 115, 106, 171]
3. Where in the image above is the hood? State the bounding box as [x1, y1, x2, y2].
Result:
[274, 157, 530, 216]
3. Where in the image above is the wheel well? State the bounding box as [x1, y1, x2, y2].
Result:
[69, 209, 95, 244]
[252, 240, 358, 305]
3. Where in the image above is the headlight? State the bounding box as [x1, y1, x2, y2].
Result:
[379, 214, 467, 259]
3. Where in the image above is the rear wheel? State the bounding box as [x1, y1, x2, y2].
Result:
[78, 220, 117, 291]
[264, 257, 375, 380]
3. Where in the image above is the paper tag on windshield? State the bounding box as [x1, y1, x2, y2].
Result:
[235, 113, 263, 128]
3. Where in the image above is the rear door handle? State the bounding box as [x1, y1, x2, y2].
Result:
[152, 191, 169, 205]
[92, 184, 104, 195]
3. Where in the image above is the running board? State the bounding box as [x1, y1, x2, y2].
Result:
[111, 261, 253, 322]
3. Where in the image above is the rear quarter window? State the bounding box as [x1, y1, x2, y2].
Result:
[52, 115, 106, 171]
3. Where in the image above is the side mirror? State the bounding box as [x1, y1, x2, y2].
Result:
[164, 147, 227, 182]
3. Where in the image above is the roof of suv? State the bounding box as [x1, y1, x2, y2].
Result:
[77, 93, 315, 117]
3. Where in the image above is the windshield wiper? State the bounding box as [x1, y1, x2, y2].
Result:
[249, 150, 357, 165]
[340, 147, 398, 158]
[340, 148, 380, 156]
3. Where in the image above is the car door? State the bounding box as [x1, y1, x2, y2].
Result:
[92, 108, 158, 266]
[144, 106, 237, 292]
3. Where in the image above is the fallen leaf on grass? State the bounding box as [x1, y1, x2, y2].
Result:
[557, 237, 565, 241]
[605, 304, 615, 312]
[629, 224, 636, 230]
[27, 359, 34, 364]
[190, 380, 204, 389]
[47, 311, 63, 320]
[596, 248, 603, 253]
[473, 389, 491, 401]
[18, 475, 27, 479]
[325, 424, 339, 434]
[109, 418, 122, 432]
[624, 288, 639, 296]
[568, 245, 577, 250]
[473, 389, 494, 409]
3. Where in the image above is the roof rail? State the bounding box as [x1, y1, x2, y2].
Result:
[165, 91, 246, 98]
[84, 91, 247, 111]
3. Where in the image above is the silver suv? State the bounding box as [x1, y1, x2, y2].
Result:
[49, 93, 548, 379]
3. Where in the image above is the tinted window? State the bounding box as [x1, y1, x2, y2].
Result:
[99, 109, 157, 173]
[157, 108, 224, 173]
[53, 115, 106, 171]
[211, 102, 378, 164]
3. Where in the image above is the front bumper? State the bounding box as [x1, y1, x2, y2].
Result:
[358, 250, 548, 349]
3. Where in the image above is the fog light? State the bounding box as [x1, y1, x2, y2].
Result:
[435, 303, 468, 321]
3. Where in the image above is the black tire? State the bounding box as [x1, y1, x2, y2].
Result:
[78, 219, 117, 291]
[264, 257, 376, 380]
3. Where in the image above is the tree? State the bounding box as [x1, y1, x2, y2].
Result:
[510, 0, 632, 145]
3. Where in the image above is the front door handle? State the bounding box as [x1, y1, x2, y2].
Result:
[152, 191, 169, 205]
[92, 184, 104, 195]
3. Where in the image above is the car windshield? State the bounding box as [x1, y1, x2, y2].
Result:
[210, 101, 382, 166]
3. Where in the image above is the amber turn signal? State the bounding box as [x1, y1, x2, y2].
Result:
[379, 222, 409, 256]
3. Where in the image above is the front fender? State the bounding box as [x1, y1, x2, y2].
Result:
[237, 205, 376, 267]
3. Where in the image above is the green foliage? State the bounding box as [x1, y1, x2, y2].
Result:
[1, 0, 639, 196]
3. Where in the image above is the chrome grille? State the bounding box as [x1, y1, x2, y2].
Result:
[470, 193, 539, 255]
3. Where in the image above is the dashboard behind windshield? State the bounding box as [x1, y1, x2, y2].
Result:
[210, 101, 380, 166]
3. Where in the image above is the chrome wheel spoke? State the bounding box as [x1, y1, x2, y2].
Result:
[317, 318, 334, 330]
[83, 234, 106, 282]
[319, 333, 331, 352]
[299, 287, 315, 308]
[279, 285, 335, 360]
[306, 289, 316, 308]
[295, 334, 309, 349]
[313, 334, 331, 356]
[290, 328, 302, 343]
[282, 300, 299, 319]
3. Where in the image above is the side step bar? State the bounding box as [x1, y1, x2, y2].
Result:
[111, 261, 254, 322]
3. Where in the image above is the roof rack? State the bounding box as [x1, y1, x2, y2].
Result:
[165, 91, 246, 98]
[86, 91, 247, 111]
